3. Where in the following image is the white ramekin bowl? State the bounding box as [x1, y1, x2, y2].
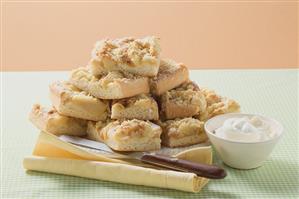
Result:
[204, 113, 283, 169]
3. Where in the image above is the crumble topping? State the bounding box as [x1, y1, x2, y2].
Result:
[173, 81, 199, 92]
[72, 67, 145, 87]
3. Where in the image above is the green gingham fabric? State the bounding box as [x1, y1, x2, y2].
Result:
[2, 69, 298, 198]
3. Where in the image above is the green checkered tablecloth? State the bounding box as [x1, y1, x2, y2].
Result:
[2, 69, 298, 198]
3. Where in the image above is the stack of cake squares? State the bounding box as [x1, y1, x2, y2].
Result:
[29, 36, 240, 151]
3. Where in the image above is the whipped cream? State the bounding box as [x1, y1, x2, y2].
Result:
[214, 116, 276, 142]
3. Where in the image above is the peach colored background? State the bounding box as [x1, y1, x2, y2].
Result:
[2, 1, 298, 71]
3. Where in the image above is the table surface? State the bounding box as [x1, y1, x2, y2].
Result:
[2, 69, 298, 198]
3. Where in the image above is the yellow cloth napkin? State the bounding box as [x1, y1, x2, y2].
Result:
[23, 132, 212, 192]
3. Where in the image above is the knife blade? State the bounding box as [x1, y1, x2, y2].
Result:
[59, 135, 226, 179]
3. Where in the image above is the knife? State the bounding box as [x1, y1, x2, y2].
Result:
[59, 135, 226, 179]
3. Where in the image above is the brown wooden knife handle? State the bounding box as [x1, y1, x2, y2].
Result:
[140, 153, 226, 179]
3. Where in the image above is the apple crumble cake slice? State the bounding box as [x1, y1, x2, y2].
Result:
[90, 36, 161, 77]
[29, 104, 87, 136]
[160, 81, 207, 119]
[111, 94, 159, 120]
[70, 67, 149, 99]
[198, 88, 240, 121]
[159, 118, 207, 148]
[87, 119, 162, 151]
[50, 81, 110, 121]
[150, 59, 189, 96]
